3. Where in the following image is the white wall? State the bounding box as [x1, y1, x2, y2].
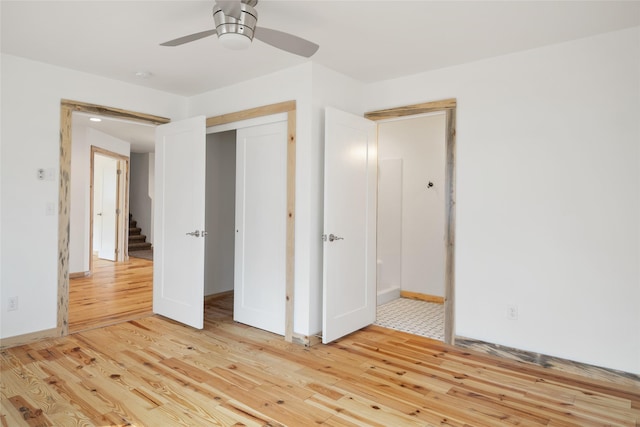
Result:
[130, 152, 153, 244]
[2, 27, 637, 375]
[377, 113, 446, 298]
[365, 27, 640, 374]
[377, 157, 403, 305]
[0, 54, 187, 339]
[69, 124, 130, 273]
[204, 131, 236, 296]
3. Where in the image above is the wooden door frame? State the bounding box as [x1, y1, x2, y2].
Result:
[58, 100, 296, 342]
[205, 101, 297, 343]
[58, 100, 170, 336]
[89, 146, 130, 272]
[365, 98, 457, 345]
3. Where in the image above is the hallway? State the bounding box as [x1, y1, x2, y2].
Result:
[68, 256, 153, 333]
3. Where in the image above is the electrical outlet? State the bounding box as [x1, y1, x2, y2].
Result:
[8, 297, 18, 311]
[506, 305, 518, 320]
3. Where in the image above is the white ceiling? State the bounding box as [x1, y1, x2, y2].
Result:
[73, 113, 157, 153]
[3, 0, 639, 151]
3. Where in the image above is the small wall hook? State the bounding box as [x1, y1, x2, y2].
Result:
[427, 181, 434, 189]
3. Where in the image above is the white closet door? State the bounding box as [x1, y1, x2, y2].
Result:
[234, 120, 287, 335]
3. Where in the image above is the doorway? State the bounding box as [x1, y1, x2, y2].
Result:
[90, 147, 129, 265]
[59, 100, 170, 336]
[202, 118, 288, 336]
[375, 112, 447, 341]
[68, 114, 155, 332]
[366, 99, 457, 344]
[68, 116, 131, 277]
[204, 130, 236, 298]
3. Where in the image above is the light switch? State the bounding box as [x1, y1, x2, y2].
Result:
[37, 168, 55, 181]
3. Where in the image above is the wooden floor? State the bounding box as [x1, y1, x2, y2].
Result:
[69, 256, 153, 333]
[2, 294, 639, 426]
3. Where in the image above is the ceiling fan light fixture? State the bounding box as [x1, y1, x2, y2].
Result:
[159, 0, 318, 57]
[213, 2, 257, 50]
[218, 32, 252, 50]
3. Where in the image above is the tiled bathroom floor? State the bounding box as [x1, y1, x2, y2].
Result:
[375, 298, 444, 341]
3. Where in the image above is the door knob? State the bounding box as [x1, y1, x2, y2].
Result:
[324, 233, 344, 242]
[322, 233, 344, 242]
[186, 230, 200, 237]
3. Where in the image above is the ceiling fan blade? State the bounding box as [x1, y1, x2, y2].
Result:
[254, 27, 319, 58]
[216, 0, 242, 20]
[160, 29, 217, 47]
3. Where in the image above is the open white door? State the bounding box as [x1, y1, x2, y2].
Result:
[322, 108, 377, 343]
[234, 120, 287, 335]
[98, 156, 118, 261]
[154, 116, 206, 329]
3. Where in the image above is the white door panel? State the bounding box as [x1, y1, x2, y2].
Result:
[322, 108, 377, 343]
[98, 156, 118, 261]
[154, 116, 206, 329]
[234, 121, 287, 335]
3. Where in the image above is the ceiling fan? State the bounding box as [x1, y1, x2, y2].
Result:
[160, 0, 319, 58]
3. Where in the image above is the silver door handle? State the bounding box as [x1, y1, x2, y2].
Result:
[201, 230, 208, 237]
[322, 234, 344, 242]
[186, 230, 200, 237]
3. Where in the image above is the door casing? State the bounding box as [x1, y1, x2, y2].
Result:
[365, 98, 457, 344]
[90, 146, 130, 269]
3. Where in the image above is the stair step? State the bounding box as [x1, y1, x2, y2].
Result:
[129, 234, 147, 242]
[129, 242, 152, 251]
[129, 227, 141, 235]
[129, 220, 137, 228]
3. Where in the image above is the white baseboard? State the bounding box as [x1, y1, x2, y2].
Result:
[377, 286, 400, 306]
